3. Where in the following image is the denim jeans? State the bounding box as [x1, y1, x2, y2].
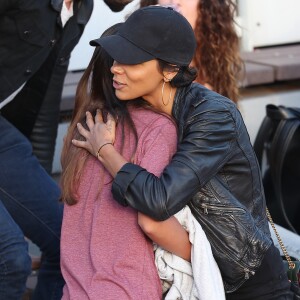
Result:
[0, 115, 64, 300]
[270, 223, 300, 260]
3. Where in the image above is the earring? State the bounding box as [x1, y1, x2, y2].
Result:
[161, 81, 166, 106]
[161, 80, 172, 106]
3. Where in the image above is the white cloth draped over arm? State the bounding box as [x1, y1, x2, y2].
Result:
[154, 206, 225, 300]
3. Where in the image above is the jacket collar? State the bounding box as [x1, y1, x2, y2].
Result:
[172, 83, 209, 140]
[51, 0, 93, 25]
[51, 0, 63, 12]
[172, 85, 191, 123]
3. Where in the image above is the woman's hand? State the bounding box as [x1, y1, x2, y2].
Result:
[72, 110, 116, 158]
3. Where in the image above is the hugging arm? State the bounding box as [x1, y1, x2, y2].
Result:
[138, 212, 191, 262]
[112, 160, 199, 220]
[73, 108, 236, 221]
[73, 109, 192, 259]
[112, 108, 236, 220]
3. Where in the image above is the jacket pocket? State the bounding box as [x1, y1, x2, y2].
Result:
[15, 15, 48, 47]
[191, 197, 253, 260]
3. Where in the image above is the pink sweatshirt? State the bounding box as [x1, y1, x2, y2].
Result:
[61, 107, 177, 300]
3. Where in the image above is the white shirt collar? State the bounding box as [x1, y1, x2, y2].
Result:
[61, 0, 74, 27]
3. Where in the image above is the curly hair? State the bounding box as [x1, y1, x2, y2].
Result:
[140, 0, 243, 103]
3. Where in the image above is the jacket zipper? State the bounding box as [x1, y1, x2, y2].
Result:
[244, 268, 255, 279]
[198, 203, 255, 280]
[200, 203, 245, 215]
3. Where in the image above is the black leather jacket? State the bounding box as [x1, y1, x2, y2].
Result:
[0, 0, 93, 102]
[112, 83, 272, 293]
[0, 0, 93, 172]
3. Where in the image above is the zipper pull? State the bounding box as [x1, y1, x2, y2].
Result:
[244, 268, 255, 279]
[203, 205, 208, 215]
[244, 269, 250, 279]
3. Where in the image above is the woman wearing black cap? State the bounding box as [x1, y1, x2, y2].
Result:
[139, 0, 242, 104]
[73, 6, 294, 299]
[60, 23, 202, 299]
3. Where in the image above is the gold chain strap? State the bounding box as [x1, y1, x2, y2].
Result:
[266, 208, 295, 270]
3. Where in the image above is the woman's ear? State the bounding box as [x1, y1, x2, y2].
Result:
[163, 70, 178, 82]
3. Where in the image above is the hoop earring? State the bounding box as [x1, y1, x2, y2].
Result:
[161, 81, 172, 106]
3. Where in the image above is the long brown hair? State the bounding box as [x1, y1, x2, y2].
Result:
[60, 24, 144, 205]
[140, 0, 243, 103]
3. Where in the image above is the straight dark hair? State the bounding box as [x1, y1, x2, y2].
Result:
[61, 24, 146, 205]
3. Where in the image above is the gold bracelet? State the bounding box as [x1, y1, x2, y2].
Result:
[96, 142, 113, 159]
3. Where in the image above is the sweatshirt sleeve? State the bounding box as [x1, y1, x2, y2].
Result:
[112, 105, 236, 221]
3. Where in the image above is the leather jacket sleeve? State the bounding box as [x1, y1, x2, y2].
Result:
[112, 104, 236, 221]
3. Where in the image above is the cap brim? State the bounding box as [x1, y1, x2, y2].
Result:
[89, 34, 154, 65]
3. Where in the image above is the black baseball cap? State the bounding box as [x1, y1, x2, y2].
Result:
[90, 6, 196, 66]
[103, 0, 133, 12]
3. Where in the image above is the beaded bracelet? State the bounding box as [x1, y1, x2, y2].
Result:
[96, 142, 113, 159]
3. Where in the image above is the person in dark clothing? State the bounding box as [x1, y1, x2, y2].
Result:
[0, 1, 132, 299]
[72, 6, 294, 299]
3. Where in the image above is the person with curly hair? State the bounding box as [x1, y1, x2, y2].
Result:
[140, 0, 242, 103]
